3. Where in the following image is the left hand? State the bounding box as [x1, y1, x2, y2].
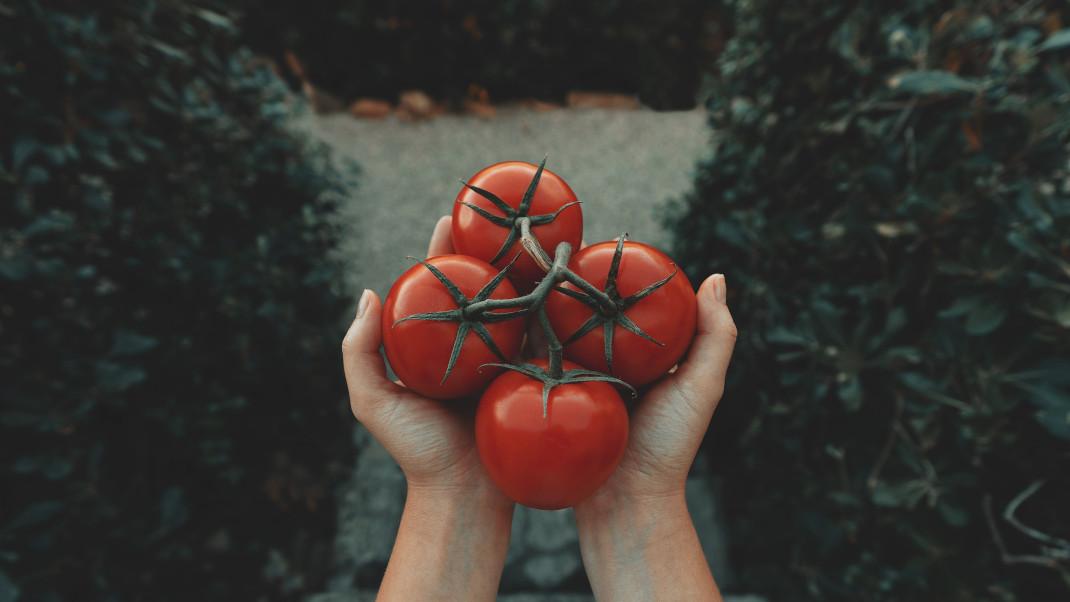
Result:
[341, 215, 510, 502]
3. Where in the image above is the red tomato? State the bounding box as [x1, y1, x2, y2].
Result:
[452, 161, 583, 292]
[475, 359, 629, 509]
[382, 255, 525, 400]
[545, 240, 696, 387]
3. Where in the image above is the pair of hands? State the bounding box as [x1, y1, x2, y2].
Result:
[341, 216, 737, 600]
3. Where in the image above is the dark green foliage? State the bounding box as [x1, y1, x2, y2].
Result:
[236, 0, 723, 110]
[1, 1, 353, 599]
[669, 0, 1070, 599]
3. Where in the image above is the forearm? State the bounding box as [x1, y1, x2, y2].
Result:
[378, 483, 514, 601]
[575, 492, 722, 601]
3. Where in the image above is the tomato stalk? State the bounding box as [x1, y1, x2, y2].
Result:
[537, 305, 564, 379]
[461, 241, 574, 317]
[483, 242, 639, 411]
[396, 157, 662, 403]
[459, 238, 570, 381]
[518, 216, 554, 273]
[516, 215, 618, 315]
[399, 231, 676, 397]
[449, 238, 635, 409]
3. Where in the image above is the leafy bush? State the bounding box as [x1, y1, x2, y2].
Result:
[236, 0, 724, 110]
[1, 1, 353, 599]
[668, 0, 1070, 599]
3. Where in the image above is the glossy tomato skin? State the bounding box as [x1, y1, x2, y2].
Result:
[545, 241, 697, 387]
[452, 161, 583, 292]
[475, 359, 628, 509]
[382, 255, 524, 400]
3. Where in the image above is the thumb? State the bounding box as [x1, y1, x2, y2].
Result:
[670, 274, 738, 406]
[341, 289, 393, 420]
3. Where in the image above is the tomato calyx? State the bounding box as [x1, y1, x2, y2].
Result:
[393, 255, 526, 384]
[481, 361, 636, 417]
[554, 235, 676, 371]
[459, 155, 582, 265]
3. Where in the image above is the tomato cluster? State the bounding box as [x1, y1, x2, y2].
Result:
[382, 159, 697, 509]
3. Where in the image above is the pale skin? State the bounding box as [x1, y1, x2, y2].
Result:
[341, 216, 737, 601]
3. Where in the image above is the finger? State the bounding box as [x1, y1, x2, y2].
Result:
[427, 215, 454, 258]
[341, 289, 395, 420]
[670, 274, 737, 404]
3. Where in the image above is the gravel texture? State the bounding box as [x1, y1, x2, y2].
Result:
[298, 106, 710, 299]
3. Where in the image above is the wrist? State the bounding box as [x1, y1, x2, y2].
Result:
[574, 487, 720, 601]
[575, 487, 689, 541]
[406, 476, 515, 520]
[378, 478, 515, 600]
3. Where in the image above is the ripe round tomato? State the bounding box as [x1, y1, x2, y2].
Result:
[545, 240, 696, 387]
[382, 255, 525, 400]
[475, 359, 629, 509]
[452, 161, 583, 292]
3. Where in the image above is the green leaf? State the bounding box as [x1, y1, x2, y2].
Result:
[111, 330, 159, 356]
[899, 372, 970, 410]
[12, 137, 40, 170]
[23, 212, 74, 237]
[938, 295, 982, 318]
[0, 570, 18, 602]
[965, 302, 1006, 335]
[872, 481, 924, 508]
[964, 15, 995, 40]
[888, 70, 979, 95]
[1003, 359, 1070, 387]
[766, 326, 811, 346]
[0, 253, 32, 281]
[1054, 299, 1070, 328]
[1035, 406, 1070, 440]
[827, 491, 861, 507]
[938, 501, 969, 527]
[1006, 230, 1044, 259]
[1038, 29, 1070, 53]
[1013, 382, 1070, 411]
[153, 487, 188, 539]
[838, 375, 863, 411]
[95, 360, 147, 392]
[14, 456, 73, 480]
[883, 346, 921, 364]
[883, 307, 907, 337]
[191, 8, 235, 31]
[149, 40, 190, 63]
[5, 500, 63, 532]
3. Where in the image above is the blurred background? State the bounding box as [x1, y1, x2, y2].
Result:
[2, 1, 1069, 600]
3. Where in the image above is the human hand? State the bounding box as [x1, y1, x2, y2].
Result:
[342, 215, 511, 498]
[573, 273, 736, 601]
[580, 272, 737, 505]
[341, 215, 513, 601]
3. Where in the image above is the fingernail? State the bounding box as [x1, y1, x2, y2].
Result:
[356, 289, 371, 319]
[712, 274, 726, 302]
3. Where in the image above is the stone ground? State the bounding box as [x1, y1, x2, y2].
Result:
[301, 107, 757, 600]
[298, 106, 710, 297]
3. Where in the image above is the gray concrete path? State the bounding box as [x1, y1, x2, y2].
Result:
[299, 106, 709, 298]
[302, 107, 756, 600]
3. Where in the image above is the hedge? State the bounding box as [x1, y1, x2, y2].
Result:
[669, 0, 1070, 599]
[1, 1, 353, 599]
[235, 0, 724, 110]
